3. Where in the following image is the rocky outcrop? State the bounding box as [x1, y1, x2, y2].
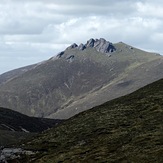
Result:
[0, 147, 35, 162]
[56, 51, 65, 58]
[78, 43, 86, 50]
[85, 38, 116, 53]
[55, 38, 116, 60]
[66, 55, 75, 62]
[86, 38, 95, 48]
[65, 38, 116, 54]
[55, 38, 116, 63]
[66, 43, 78, 50]
[93, 38, 116, 53]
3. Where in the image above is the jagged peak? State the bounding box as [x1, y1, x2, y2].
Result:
[86, 38, 95, 47]
[53, 38, 116, 61]
[66, 43, 78, 50]
[65, 38, 116, 54]
[78, 43, 86, 50]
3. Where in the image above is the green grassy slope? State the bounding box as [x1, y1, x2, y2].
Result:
[19, 78, 163, 163]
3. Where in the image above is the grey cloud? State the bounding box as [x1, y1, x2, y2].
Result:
[43, 0, 138, 17]
[0, 41, 66, 74]
[0, 0, 163, 74]
[1, 0, 161, 35]
[0, 1, 68, 35]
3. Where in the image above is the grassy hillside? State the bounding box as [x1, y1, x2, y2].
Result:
[0, 130, 34, 146]
[17, 78, 163, 163]
[0, 40, 162, 119]
[0, 107, 62, 146]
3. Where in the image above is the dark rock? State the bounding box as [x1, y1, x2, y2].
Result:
[64, 38, 116, 54]
[66, 43, 78, 50]
[78, 43, 86, 50]
[56, 51, 64, 58]
[86, 38, 95, 47]
[94, 38, 116, 53]
[66, 55, 75, 62]
[94, 39, 100, 47]
[79, 38, 116, 53]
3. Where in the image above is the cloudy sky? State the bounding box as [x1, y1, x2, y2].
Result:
[0, 0, 163, 74]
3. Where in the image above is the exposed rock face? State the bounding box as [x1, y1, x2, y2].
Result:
[78, 43, 86, 50]
[66, 55, 75, 62]
[64, 38, 116, 54]
[94, 38, 116, 53]
[86, 38, 95, 47]
[56, 51, 64, 58]
[66, 43, 78, 50]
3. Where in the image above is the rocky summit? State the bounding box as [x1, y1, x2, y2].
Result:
[0, 38, 162, 119]
[66, 38, 116, 54]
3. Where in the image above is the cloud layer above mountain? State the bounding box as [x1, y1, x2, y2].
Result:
[0, 0, 163, 73]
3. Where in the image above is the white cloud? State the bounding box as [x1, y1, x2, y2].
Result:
[0, 0, 163, 74]
[136, 1, 163, 18]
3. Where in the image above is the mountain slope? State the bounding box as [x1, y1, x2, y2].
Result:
[17, 78, 163, 163]
[0, 107, 61, 133]
[0, 38, 162, 119]
[0, 107, 61, 146]
[0, 64, 36, 86]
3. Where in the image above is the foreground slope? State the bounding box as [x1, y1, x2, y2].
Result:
[0, 38, 162, 119]
[0, 107, 61, 146]
[18, 78, 163, 163]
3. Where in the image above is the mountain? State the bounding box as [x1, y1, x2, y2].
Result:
[0, 38, 162, 119]
[14, 78, 163, 162]
[0, 64, 36, 86]
[0, 107, 61, 146]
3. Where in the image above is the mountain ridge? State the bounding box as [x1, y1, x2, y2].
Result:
[0, 38, 162, 119]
